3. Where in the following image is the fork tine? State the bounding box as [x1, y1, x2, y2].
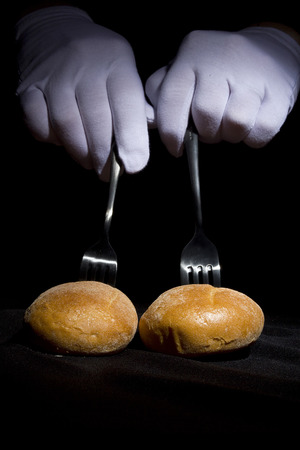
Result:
[89, 262, 99, 282]
[97, 260, 115, 285]
[201, 266, 210, 284]
[180, 266, 190, 285]
[212, 266, 221, 287]
[79, 255, 96, 281]
[105, 266, 117, 286]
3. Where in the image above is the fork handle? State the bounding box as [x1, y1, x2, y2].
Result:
[184, 128, 203, 228]
[104, 145, 121, 235]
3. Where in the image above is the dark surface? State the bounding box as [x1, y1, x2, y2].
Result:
[0, 309, 299, 435]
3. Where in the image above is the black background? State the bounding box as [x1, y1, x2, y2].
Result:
[1, 1, 299, 437]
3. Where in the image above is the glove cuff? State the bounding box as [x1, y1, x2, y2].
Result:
[249, 22, 300, 46]
[15, 5, 93, 40]
[240, 26, 300, 102]
[240, 26, 300, 62]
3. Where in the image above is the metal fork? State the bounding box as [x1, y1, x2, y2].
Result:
[79, 144, 121, 286]
[180, 127, 221, 286]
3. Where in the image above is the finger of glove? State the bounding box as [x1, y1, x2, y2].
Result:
[146, 101, 156, 129]
[145, 66, 168, 129]
[75, 78, 113, 177]
[45, 86, 93, 169]
[145, 66, 168, 108]
[221, 87, 263, 143]
[243, 95, 291, 148]
[156, 65, 196, 156]
[18, 88, 60, 145]
[192, 77, 229, 144]
[107, 66, 150, 173]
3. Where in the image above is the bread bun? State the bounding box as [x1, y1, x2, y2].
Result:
[139, 284, 264, 357]
[24, 281, 138, 355]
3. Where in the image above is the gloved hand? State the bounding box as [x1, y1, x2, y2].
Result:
[15, 6, 153, 180]
[146, 26, 300, 156]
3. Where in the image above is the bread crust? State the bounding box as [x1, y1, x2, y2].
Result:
[24, 281, 138, 355]
[139, 284, 264, 356]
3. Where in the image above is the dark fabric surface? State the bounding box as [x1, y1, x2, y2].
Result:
[1, 309, 299, 436]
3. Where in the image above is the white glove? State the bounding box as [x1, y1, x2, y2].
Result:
[15, 6, 153, 180]
[146, 27, 300, 156]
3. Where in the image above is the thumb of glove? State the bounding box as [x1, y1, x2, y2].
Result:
[146, 66, 168, 110]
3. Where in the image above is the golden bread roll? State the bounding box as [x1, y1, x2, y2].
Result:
[139, 284, 264, 357]
[24, 281, 138, 355]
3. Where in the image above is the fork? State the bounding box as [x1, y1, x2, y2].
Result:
[79, 144, 121, 286]
[180, 127, 221, 286]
